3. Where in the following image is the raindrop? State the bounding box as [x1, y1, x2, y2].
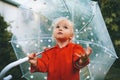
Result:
[90, 32, 93, 36]
[104, 49, 107, 53]
[28, 67, 30, 70]
[92, 65, 94, 69]
[43, 46, 46, 49]
[48, 28, 51, 31]
[30, 75, 34, 79]
[99, 67, 101, 71]
[103, 71, 106, 75]
[86, 43, 89, 47]
[44, 76, 47, 80]
[86, 75, 90, 79]
[80, 70, 81, 73]
[82, 22, 85, 25]
[16, 44, 19, 48]
[76, 35, 79, 38]
[91, 39, 94, 42]
[84, 28, 86, 32]
[48, 39, 51, 42]
[66, 16, 69, 18]
[109, 54, 112, 58]
[40, 40, 43, 43]
[77, 41, 80, 44]
[87, 27, 92, 30]
[88, 64, 90, 67]
[27, 53, 29, 55]
[35, 43, 38, 47]
[81, 17, 85, 20]
[75, 29, 78, 32]
[48, 45, 51, 47]
[95, 54, 98, 57]
[80, 31, 83, 34]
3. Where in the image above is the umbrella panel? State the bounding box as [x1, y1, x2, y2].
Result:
[10, 0, 117, 80]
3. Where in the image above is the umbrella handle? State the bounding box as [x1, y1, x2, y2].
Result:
[3, 75, 12, 80]
[0, 52, 42, 79]
[0, 57, 29, 79]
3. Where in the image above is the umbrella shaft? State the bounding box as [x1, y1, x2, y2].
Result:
[0, 57, 29, 79]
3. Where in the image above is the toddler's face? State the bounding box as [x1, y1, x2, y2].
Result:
[53, 20, 73, 41]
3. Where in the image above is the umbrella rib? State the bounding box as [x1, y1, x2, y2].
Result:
[61, 0, 71, 16]
[75, 40, 118, 58]
[78, 14, 94, 33]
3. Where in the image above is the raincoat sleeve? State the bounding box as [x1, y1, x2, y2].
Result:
[30, 52, 49, 73]
[73, 44, 90, 70]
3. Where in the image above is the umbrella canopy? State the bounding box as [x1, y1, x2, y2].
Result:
[10, 0, 117, 80]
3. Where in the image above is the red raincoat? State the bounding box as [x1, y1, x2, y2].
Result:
[30, 42, 89, 80]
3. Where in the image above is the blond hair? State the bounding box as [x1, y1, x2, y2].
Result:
[51, 17, 74, 41]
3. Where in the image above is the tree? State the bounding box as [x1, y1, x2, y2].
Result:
[0, 15, 25, 80]
[0, 15, 11, 68]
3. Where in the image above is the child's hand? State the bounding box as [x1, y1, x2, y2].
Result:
[78, 46, 92, 65]
[85, 46, 92, 57]
[27, 53, 37, 67]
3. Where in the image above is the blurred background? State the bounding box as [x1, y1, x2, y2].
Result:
[0, 0, 120, 80]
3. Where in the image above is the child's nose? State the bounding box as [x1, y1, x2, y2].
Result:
[58, 27, 62, 31]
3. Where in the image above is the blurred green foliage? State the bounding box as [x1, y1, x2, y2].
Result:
[0, 15, 26, 80]
[100, 0, 120, 80]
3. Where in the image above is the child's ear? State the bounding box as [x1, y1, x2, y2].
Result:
[69, 36, 73, 40]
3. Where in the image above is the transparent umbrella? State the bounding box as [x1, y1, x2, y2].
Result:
[0, 0, 118, 80]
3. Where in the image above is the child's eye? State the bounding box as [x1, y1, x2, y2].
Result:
[56, 26, 60, 28]
[64, 26, 68, 29]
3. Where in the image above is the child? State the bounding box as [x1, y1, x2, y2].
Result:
[28, 17, 92, 80]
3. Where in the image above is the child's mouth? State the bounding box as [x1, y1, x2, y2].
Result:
[58, 32, 63, 34]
